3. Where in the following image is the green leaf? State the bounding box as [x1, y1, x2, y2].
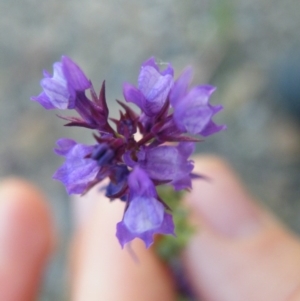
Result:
[155, 187, 195, 262]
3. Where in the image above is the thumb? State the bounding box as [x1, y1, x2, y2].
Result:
[183, 156, 300, 301]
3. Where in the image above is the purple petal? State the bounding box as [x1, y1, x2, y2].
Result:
[141, 57, 159, 71]
[160, 63, 174, 76]
[32, 61, 71, 110]
[123, 196, 164, 233]
[138, 66, 173, 115]
[123, 151, 137, 168]
[137, 144, 194, 189]
[32, 56, 92, 111]
[61, 56, 91, 91]
[31, 92, 56, 110]
[41, 78, 70, 109]
[170, 67, 193, 107]
[174, 104, 213, 134]
[39, 62, 71, 109]
[177, 142, 195, 158]
[43, 69, 52, 78]
[141, 57, 174, 76]
[52, 62, 66, 83]
[116, 166, 175, 248]
[184, 85, 216, 106]
[124, 57, 174, 116]
[123, 83, 145, 108]
[53, 142, 98, 194]
[173, 85, 217, 135]
[127, 166, 157, 198]
[172, 174, 192, 191]
[116, 211, 174, 248]
[200, 119, 227, 137]
[54, 138, 77, 156]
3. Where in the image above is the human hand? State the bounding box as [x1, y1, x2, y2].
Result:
[1, 156, 300, 301]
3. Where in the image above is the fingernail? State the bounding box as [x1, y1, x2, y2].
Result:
[188, 158, 262, 238]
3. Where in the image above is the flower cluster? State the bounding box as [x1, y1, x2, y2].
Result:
[32, 56, 225, 248]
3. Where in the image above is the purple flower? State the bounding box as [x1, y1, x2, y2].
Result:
[116, 167, 175, 248]
[53, 139, 99, 194]
[170, 68, 226, 137]
[31, 56, 91, 110]
[136, 142, 195, 190]
[123, 57, 174, 117]
[32, 56, 225, 248]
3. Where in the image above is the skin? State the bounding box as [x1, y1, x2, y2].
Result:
[0, 156, 300, 301]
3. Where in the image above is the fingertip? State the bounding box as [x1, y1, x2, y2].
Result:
[0, 177, 55, 301]
[0, 177, 55, 248]
[189, 155, 262, 238]
[0, 177, 55, 245]
[192, 155, 233, 172]
[183, 156, 300, 301]
[71, 186, 176, 301]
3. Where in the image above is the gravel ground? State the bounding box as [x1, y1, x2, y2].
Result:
[1, 0, 300, 299]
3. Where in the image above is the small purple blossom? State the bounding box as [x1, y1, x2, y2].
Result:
[116, 167, 175, 248]
[123, 57, 174, 117]
[31, 56, 90, 110]
[53, 139, 99, 194]
[170, 68, 226, 137]
[32, 57, 112, 132]
[135, 142, 195, 190]
[32, 56, 225, 248]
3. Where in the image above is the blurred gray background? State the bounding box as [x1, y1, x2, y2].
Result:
[1, 0, 300, 299]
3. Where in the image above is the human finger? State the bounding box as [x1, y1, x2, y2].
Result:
[183, 156, 300, 301]
[71, 186, 176, 301]
[0, 178, 54, 301]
